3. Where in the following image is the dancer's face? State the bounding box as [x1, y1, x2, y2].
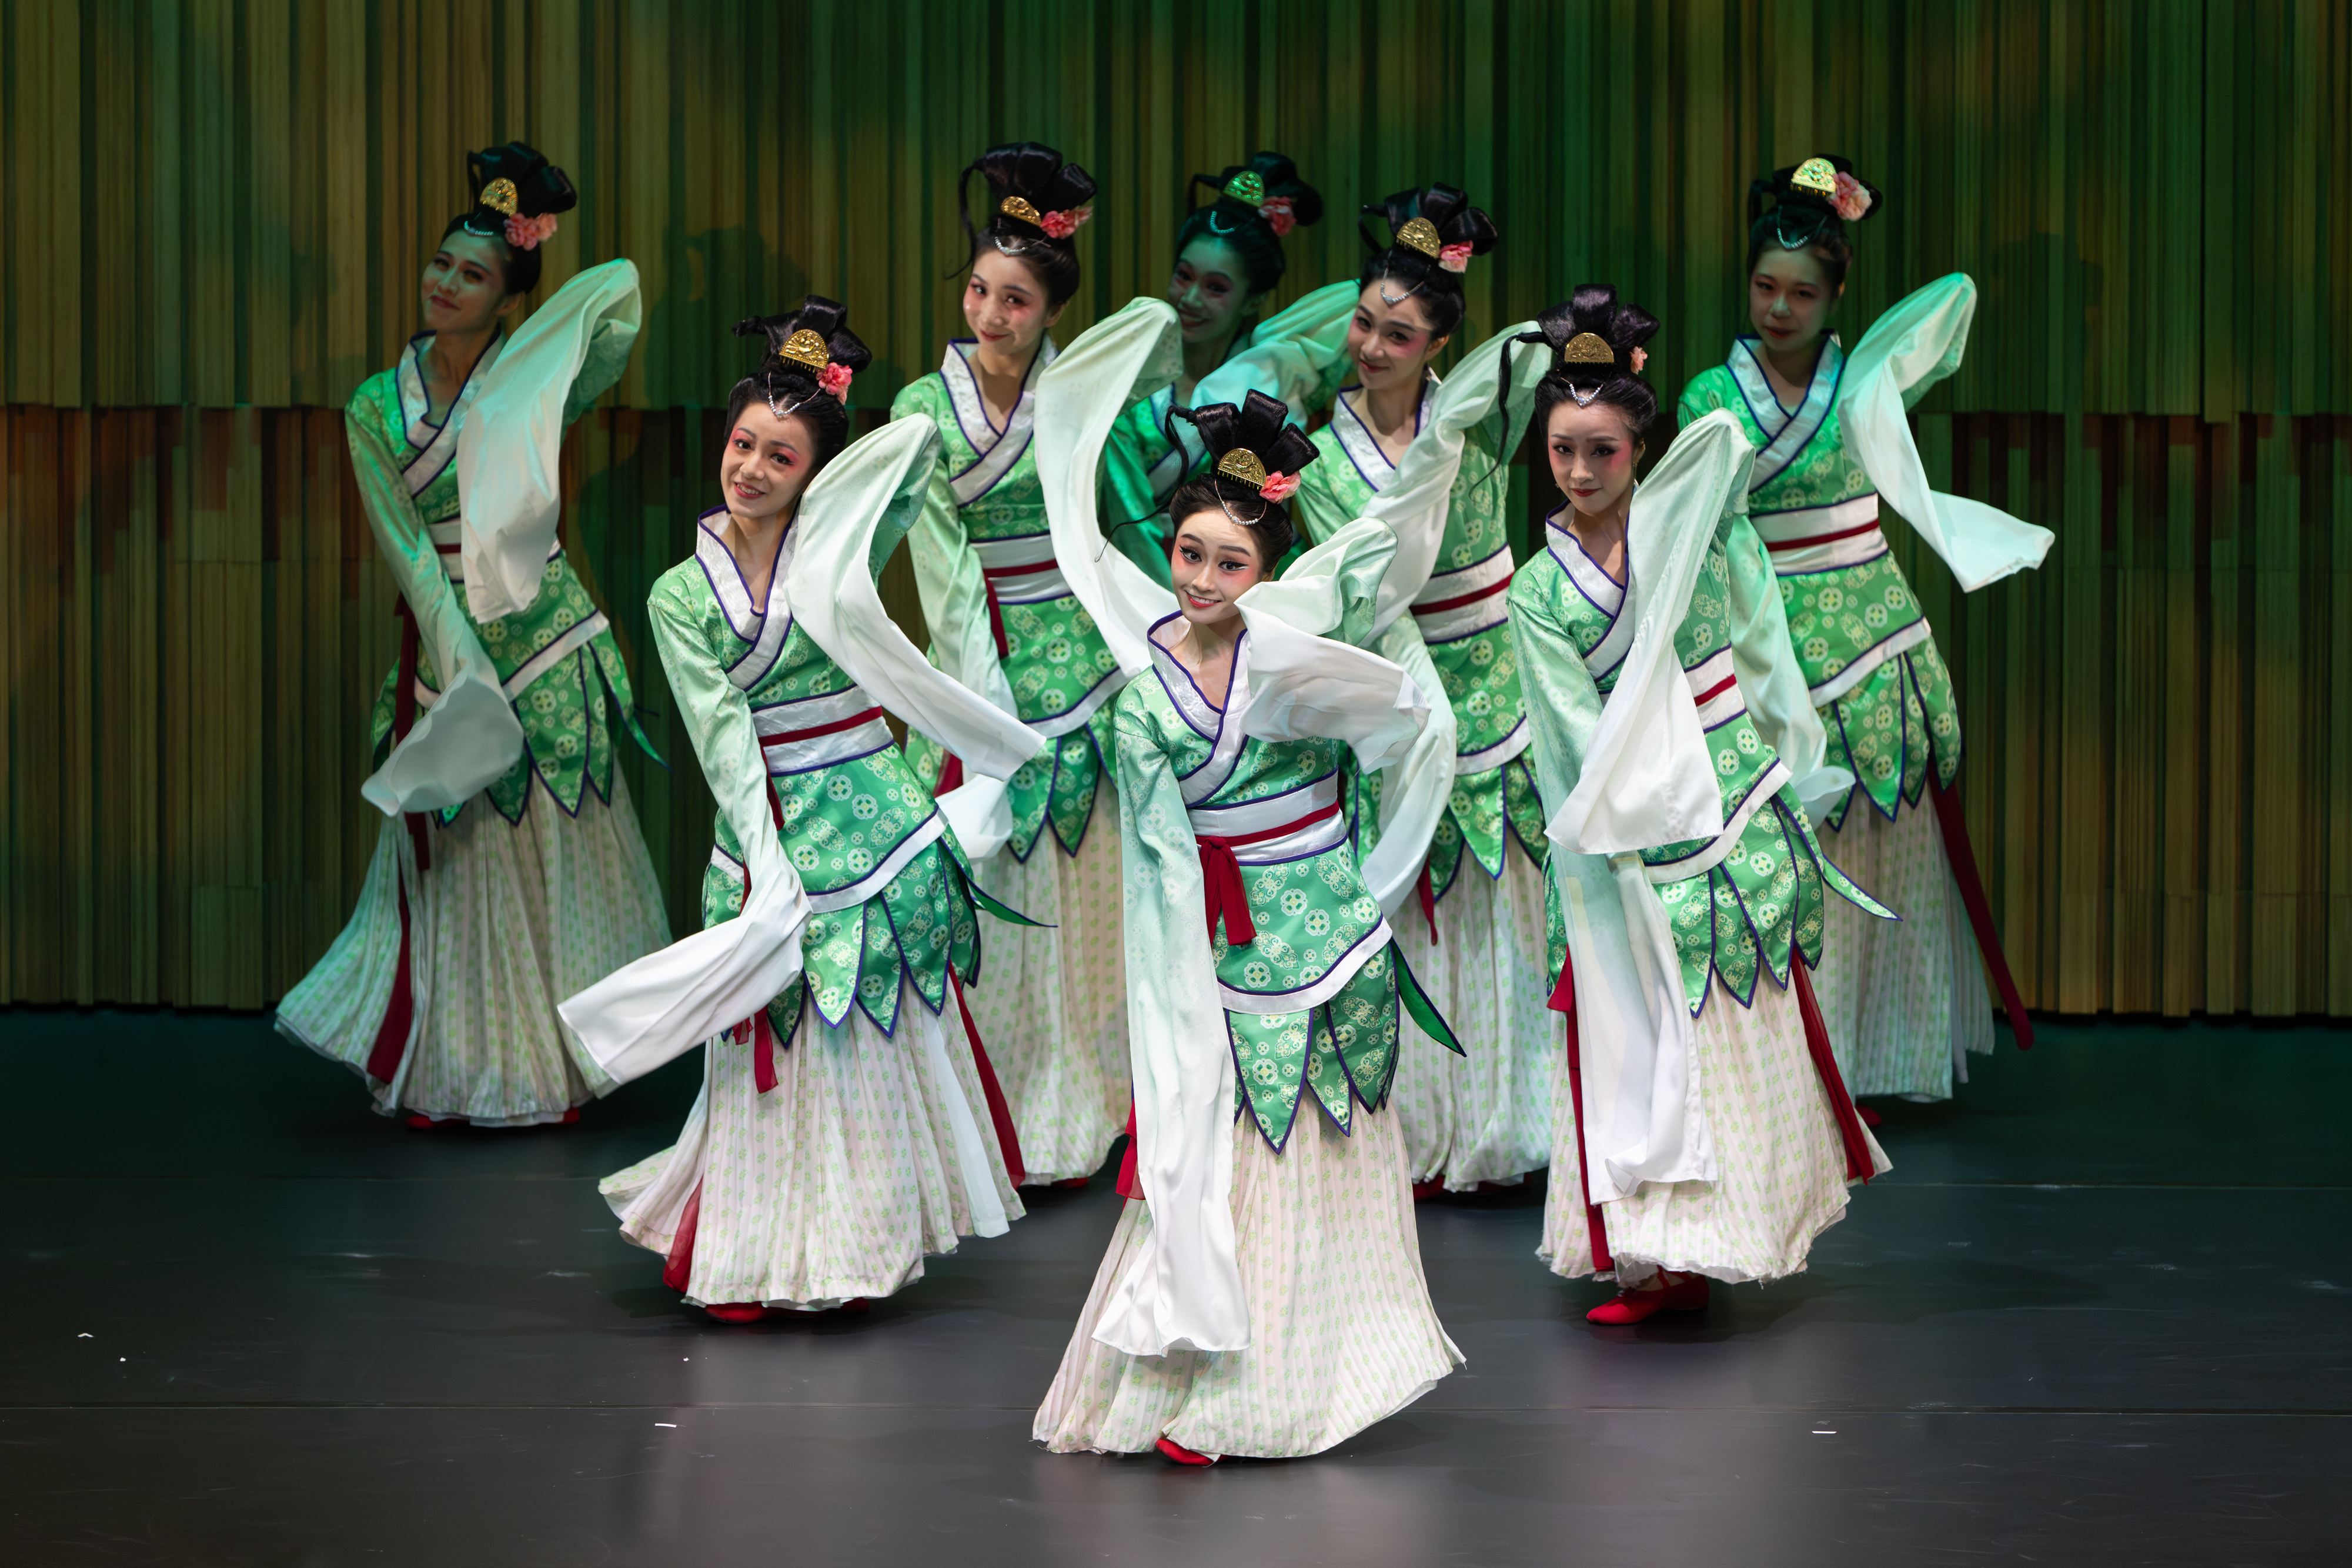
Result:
[720, 400, 818, 526]
[1346, 285, 1448, 397]
[1545, 402, 1643, 524]
[1169, 508, 1265, 634]
[420, 231, 520, 335]
[1749, 248, 1843, 354]
[964, 249, 1063, 362]
[1169, 236, 1261, 352]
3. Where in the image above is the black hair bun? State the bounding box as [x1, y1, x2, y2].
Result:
[466, 142, 577, 223]
[731, 294, 872, 404]
[1359, 183, 1501, 266]
[1748, 155, 1882, 250]
[1181, 389, 1319, 484]
[1524, 283, 1660, 370]
[973, 141, 1097, 240]
[1191, 151, 1325, 236]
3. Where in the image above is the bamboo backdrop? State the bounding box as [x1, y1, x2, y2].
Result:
[2, 0, 2347, 1015]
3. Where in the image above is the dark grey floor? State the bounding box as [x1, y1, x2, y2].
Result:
[1, 1010, 2345, 1567]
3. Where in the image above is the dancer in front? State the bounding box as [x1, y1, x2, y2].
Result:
[1034, 393, 1462, 1463]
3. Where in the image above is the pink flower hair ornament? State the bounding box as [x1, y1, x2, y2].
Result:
[504, 212, 560, 252]
[1258, 197, 1297, 238]
[1830, 172, 1873, 222]
[1258, 472, 1299, 504]
[817, 362, 855, 400]
[1438, 242, 1474, 274]
[1039, 205, 1094, 240]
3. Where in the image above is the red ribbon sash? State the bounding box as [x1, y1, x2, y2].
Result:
[1193, 800, 1342, 947]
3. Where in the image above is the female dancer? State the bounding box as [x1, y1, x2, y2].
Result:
[1677, 159, 2051, 1103]
[277, 143, 668, 1128]
[1509, 286, 1891, 1325]
[570, 300, 1039, 1321]
[1098, 153, 1324, 583]
[1034, 393, 1462, 1463]
[890, 142, 1129, 1186]
[1286, 186, 1555, 1198]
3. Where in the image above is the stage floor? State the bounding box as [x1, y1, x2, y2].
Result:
[1, 1010, 2344, 1566]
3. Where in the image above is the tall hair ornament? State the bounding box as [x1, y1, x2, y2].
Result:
[1224, 170, 1267, 205]
[1394, 216, 1442, 258]
[1790, 157, 1839, 196]
[779, 329, 831, 375]
[999, 195, 1044, 227]
[480, 177, 521, 216]
[1216, 448, 1269, 488]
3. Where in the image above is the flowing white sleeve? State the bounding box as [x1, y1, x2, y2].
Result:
[1090, 698, 1249, 1356]
[1838, 273, 2054, 591]
[557, 582, 808, 1087]
[1191, 279, 1360, 422]
[1511, 572, 1713, 1199]
[1231, 519, 1431, 770]
[349, 413, 524, 816]
[456, 259, 643, 619]
[1035, 296, 1185, 678]
[1547, 410, 1753, 855]
[1358, 616, 1457, 915]
[787, 417, 1050, 860]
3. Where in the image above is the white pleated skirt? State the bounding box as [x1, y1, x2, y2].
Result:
[275, 771, 669, 1125]
[1034, 1105, 1462, 1460]
[1388, 834, 1556, 1189]
[1813, 800, 1995, 1101]
[1542, 972, 1891, 1288]
[600, 975, 1025, 1309]
[960, 784, 1130, 1182]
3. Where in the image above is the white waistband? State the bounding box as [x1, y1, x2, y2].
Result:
[1749, 493, 1879, 544]
[1190, 776, 1346, 864]
[1411, 548, 1514, 643]
[754, 686, 892, 775]
[1684, 648, 1747, 732]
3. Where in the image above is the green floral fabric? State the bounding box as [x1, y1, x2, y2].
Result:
[353, 356, 655, 826]
[649, 556, 989, 1039]
[1680, 361, 1962, 828]
[1117, 668, 1421, 1152]
[893, 373, 1121, 860]
[1512, 517, 1890, 1017]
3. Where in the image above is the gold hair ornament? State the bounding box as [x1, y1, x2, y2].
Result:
[480, 178, 520, 217]
[1216, 448, 1270, 488]
[1394, 216, 1442, 259]
[1224, 170, 1266, 206]
[1561, 333, 1615, 366]
[1791, 157, 1839, 197]
[778, 329, 831, 374]
[999, 195, 1044, 227]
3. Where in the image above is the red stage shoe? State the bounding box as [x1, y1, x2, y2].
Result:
[1857, 1104, 1884, 1128]
[1054, 1176, 1091, 1190]
[405, 1114, 458, 1131]
[702, 1302, 767, 1324]
[1586, 1273, 1710, 1325]
[1410, 1179, 1445, 1203]
[1155, 1436, 1217, 1466]
[559, 1107, 582, 1126]
[834, 1298, 870, 1315]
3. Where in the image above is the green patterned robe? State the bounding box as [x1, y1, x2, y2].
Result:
[650, 510, 1010, 1039]
[1511, 508, 1890, 1014]
[1120, 615, 1453, 1151]
[893, 340, 1125, 861]
[1291, 385, 1548, 900]
[1679, 338, 1961, 830]
[355, 329, 655, 823]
